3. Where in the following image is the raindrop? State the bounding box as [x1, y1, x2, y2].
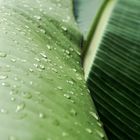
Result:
[65, 50, 70, 55]
[11, 97, 16, 102]
[0, 75, 8, 80]
[62, 132, 68, 137]
[15, 102, 25, 112]
[72, 68, 77, 72]
[96, 130, 104, 138]
[59, 66, 63, 69]
[0, 108, 8, 114]
[0, 51, 7, 57]
[21, 92, 32, 99]
[66, 80, 74, 85]
[39, 112, 45, 119]
[47, 45, 51, 50]
[40, 52, 47, 59]
[11, 58, 16, 62]
[34, 63, 39, 68]
[39, 64, 45, 70]
[97, 122, 102, 127]
[51, 68, 58, 73]
[64, 94, 71, 99]
[40, 28, 46, 34]
[29, 68, 34, 72]
[8, 136, 17, 140]
[34, 15, 41, 20]
[34, 57, 41, 62]
[85, 128, 92, 134]
[1, 82, 10, 87]
[49, 7, 52, 10]
[57, 86, 62, 90]
[61, 26, 67, 32]
[69, 91, 74, 95]
[70, 109, 77, 116]
[70, 48, 74, 52]
[89, 111, 99, 120]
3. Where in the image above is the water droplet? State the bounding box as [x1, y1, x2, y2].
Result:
[89, 111, 99, 120]
[34, 15, 41, 20]
[33, 63, 39, 68]
[57, 86, 62, 90]
[66, 80, 74, 85]
[0, 108, 8, 114]
[39, 112, 45, 119]
[15, 102, 25, 112]
[29, 68, 34, 72]
[0, 75, 8, 80]
[97, 122, 102, 127]
[64, 94, 71, 99]
[59, 66, 63, 69]
[69, 91, 74, 95]
[62, 132, 68, 137]
[40, 52, 47, 59]
[51, 68, 58, 73]
[8, 136, 17, 140]
[49, 7, 52, 10]
[11, 58, 16, 62]
[72, 68, 77, 72]
[70, 109, 77, 116]
[61, 26, 67, 32]
[1, 82, 10, 87]
[47, 45, 51, 50]
[39, 64, 45, 70]
[65, 50, 70, 55]
[96, 130, 104, 138]
[85, 128, 92, 134]
[21, 92, 32, 99]
[11, 97, 16, 102]
[34, 57, 41, 62]
[0, 51, 7, 57]
[70, 48, 74, 52]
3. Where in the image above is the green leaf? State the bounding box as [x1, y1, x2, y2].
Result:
[0, 0, 107, 140]
[83, 0, 140, 139]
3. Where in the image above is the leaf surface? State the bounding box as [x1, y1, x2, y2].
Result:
[0, 0, 107, 140]
[83, 0, 140, 139]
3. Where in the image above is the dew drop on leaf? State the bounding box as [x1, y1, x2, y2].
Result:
[62, 132, 68, 137]
[57, 86, 62, 90]
[1, 82, 10, 87]
[0, 51, 7, 57]
[15, 102, 25, 112]
[61, 26, 67, 32]
[85, 128, 92, 134]
[21, 92, 32, 99]
[40, 52, 47, 59]
[89, 111, 99, 120]
[39, 112, 46, 119]
[64, 94, 71, 99]
[96, 130, 104, 138]
[29, 68, 34, 73]
[39, 64, 45, 70]
[0, 75, 8, 80]
[70, 109, 77, 116]
[10, 97, 16, 102]
[46, 45, 51, 50]
[8, 136, 17, 140]
[0, 108, 8, 114]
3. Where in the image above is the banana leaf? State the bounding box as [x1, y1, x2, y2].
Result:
[0, 0, 107, 140]
[79, 0, 140, 139]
